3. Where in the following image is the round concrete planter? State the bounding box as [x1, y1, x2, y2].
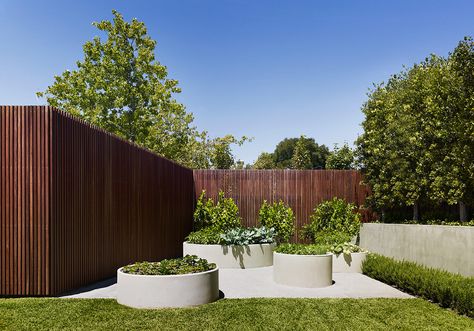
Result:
[332, 252, 367, 273]
[116, 267, 219, 309]
[273, 252, 333, 288]
[183, 242, 275, 269]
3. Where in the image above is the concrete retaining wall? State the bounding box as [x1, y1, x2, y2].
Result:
[359, 223, 474, 277]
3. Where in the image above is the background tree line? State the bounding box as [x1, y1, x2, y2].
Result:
[356, 37, 474, 221]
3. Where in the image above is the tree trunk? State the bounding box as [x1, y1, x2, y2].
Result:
[413, 201, 420, 221]
[459, 201, 468, 222]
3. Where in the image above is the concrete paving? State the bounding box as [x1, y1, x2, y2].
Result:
[61, 267, 411, 299]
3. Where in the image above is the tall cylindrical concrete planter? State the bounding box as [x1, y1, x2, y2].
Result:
[117, 267, 219, 309]
[273, 252, 333, 288]
[332, 252, 367, 273]
[183, 242, 275, 269]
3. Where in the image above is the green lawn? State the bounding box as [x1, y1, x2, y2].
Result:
[0, 298, 472, 331]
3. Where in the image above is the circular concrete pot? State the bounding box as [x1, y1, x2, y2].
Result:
[332, 252, 367, 273]
[273, 252, 333, 288]
[183, 242, 275, 269]
[116, 267, 219, 309]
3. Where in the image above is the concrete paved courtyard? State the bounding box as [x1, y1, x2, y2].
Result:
[61, 267, 411, 299]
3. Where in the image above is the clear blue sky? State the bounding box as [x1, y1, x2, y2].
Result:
[1, 1, 473, 163]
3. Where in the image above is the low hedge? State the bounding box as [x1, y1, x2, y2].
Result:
[274, 243, 329, 255]
[362, 254, 474, 317]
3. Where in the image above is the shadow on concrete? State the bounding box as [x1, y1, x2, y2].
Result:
[59, 277, 117, 297]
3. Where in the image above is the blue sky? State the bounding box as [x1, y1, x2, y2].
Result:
[1, 1, 474, 163]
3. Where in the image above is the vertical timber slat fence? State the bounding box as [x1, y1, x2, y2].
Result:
[0, 106, 194, 296]
[193, 169, 375, 241]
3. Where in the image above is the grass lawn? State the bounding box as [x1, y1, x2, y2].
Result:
[0, 297, 472, 330]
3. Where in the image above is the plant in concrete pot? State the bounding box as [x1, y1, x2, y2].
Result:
[273, 244, 333, 288]
[184, 191, 276, 268]
[328, 242, 368, 273]
[258, 200, 295, 243]
[117, 255, 219, 309]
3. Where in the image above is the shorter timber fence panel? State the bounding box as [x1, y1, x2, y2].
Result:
[0, 106, 194, 296]
[192, 169, 375, 242]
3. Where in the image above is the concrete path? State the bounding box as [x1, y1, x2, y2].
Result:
[61, 267, 411, 299]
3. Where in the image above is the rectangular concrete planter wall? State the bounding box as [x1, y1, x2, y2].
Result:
[359, 223, 474, 276]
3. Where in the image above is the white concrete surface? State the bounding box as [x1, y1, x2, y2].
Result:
[360, 223, 474, 276]
[116, 267, 219, 308]
[61, 267, 411, 299]
[183, 242, 274, 268]
[333, 252, 367, 273]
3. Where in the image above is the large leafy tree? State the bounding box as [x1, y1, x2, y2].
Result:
[291, 135, 313, 169]
[273, 137, 329, 169]
[37, 10, 245, 169]
[209, 135, 249, 169]
[325, 143, 355, 170]
[253, 152, 276, 169]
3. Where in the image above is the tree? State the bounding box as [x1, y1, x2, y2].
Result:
[273, 137, 329, 169]
[37, 10, 246, 169]
[209, 135, 249, 169]
[325, 143, 355, 169]
[253, 152, 275, 169]
[291, 135, 313, 169]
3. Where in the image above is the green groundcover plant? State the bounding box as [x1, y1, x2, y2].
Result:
[391, 219, 474, 226]
[121, 255, 216, 275]
[329, 242, 366, 256]
[274, 243, 329, 255]
[220, 226, 275, 245]
[186, 227, 223, 245]
[362, 253, 474, 318]
[258, 200, 295, 243]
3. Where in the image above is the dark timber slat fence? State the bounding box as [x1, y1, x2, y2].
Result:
[192, 170, 375, 241]
[1, 106, 194, 296]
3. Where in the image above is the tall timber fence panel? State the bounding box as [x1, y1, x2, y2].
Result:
[192, 169, 375, 241]
[0, 106, 194, 296]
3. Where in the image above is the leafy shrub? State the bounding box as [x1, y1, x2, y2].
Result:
[274, 243, 329, 255]
[186, 227, 223, 245]
[301, 198, 361, 244]
[395, 219, 474, 226]
[329, 242, 365, 256]
[193, 190, 241, 231]
[362, 254, 474, 317]
[220, 226, 275, 245]
[258, 200, 295, 243]
[122, 255, 216, 275]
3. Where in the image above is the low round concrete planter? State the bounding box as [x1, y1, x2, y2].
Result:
[183, 242, 275, 269]
[116, 267, 219, 309]
[332, 252, 367, 273]
[273, 252, 333, 288]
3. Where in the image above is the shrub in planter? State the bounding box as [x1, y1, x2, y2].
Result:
[362, 254, 474, 317]
[273, 243, 333, 288]
[258, 200, 295, 243]
[329, 242, 365, 256]
[117, 255, 219, 308]
[329, 242, 367, 273]
[301, 198, 361, 244]
[186, 227, 223, 245]
[193, 190, 241, 231]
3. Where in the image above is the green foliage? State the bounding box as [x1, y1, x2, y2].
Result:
[291, 135, 313, 169]
[274, 243, 329, 255]
[357, 37, 474, 220]
[301, 198, 361, 243]
[220, 226, 275, 245]
[329, 242, 365, 256]
[193, 190, 241, 231]
[362, 254, 474, 317]
[325, 143, 355, 169]
[258, 200, 295, 243]
[394, 219, 474, 226]
[186, 227, 223, 245]
[253, 152, 276, 169]
[121, 255, 216, 275]
[273, 137, 329, 169]
[210, 135, 250, 169]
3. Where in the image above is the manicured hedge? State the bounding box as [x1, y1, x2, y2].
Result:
[362, 254, 474, 317]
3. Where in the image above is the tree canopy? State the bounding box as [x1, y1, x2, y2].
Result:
[357, 37, 474, 221]
[325, 143, 355, 170]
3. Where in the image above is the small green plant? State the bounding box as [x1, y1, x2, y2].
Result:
[186, 227, 223, 245]
[329, 242, 365, 256]
[220, 226, 275, 245]
[258, 200, 295, 243]
[274, 243, 329, 255]
[301, 198, 361, 244]
[362, 253, 474, 318]
[122, 255, 216, 275]
[193, 190, 241, 231]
